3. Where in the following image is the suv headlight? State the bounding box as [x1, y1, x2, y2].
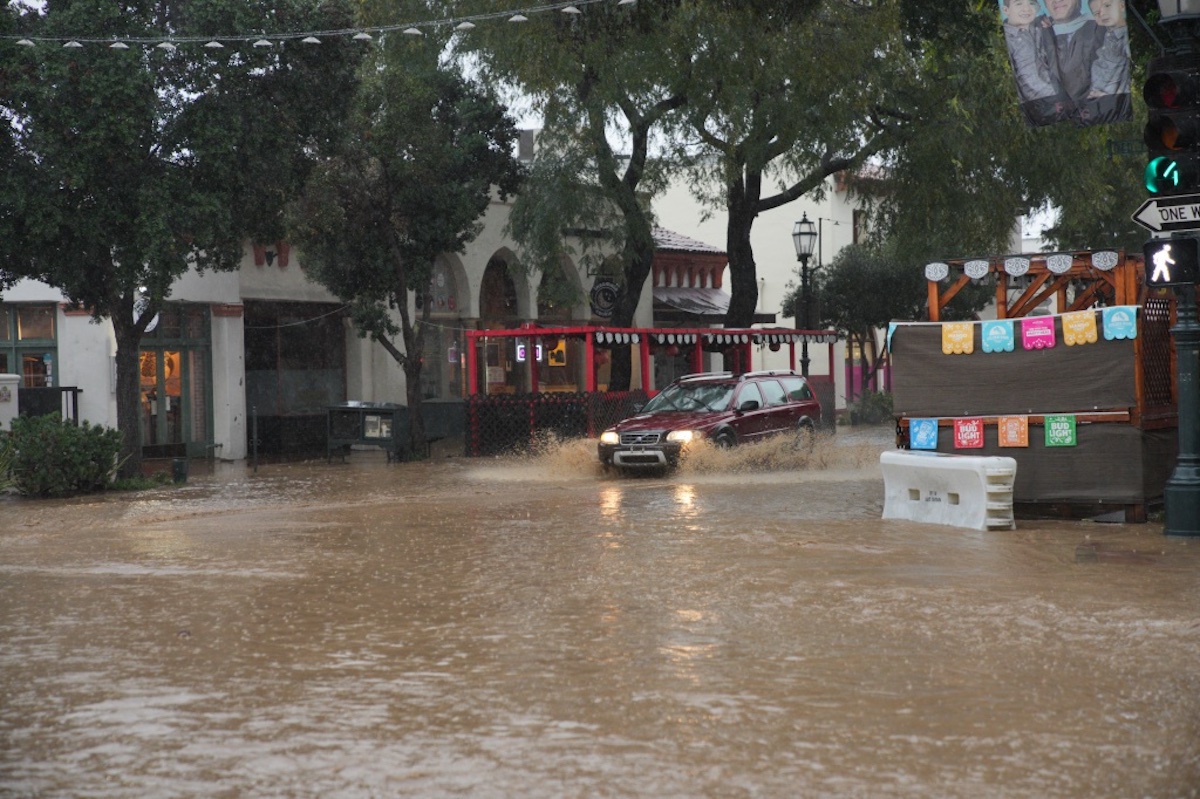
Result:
[666, 430, 696, 443]
[599, 431, 620, 445]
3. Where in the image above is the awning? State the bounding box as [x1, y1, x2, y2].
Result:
[653, 287, 776, 324]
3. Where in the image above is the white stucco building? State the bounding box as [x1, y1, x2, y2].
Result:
[1, 152, 881, 461]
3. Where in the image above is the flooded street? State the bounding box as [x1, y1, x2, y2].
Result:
[2, 427, 1200, 798]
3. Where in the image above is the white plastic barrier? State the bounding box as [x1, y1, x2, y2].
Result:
[880, 450, 1017, 531]
[0, 374, 17, 433]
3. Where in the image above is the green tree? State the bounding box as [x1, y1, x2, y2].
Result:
[0, 0, 362, 477]
[450, 0, 688, 390]
[680, 0, 1154, 323]
[781, 242, 992, 397]
[671, 0, 899, 327]
[286, 36, 523, 452]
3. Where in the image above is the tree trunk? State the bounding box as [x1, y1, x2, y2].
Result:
[404, 359, 425, 458]
[110, 311, 144, 480]
[724, 171, 760, 329]
[607, 233, 656, 392]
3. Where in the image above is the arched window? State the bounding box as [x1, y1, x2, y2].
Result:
[480, 257, 518, 324]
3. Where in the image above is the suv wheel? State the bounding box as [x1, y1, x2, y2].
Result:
[794, 420, 816, 452]
[713, 430, 736, 448]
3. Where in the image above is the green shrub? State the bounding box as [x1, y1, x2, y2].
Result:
[9, 414, 123, 497]
[848, 391, 894, 425]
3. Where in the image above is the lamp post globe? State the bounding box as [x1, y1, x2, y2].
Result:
[792, 214, 818, 376]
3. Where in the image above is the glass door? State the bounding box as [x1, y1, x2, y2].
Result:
[140, 350, 184, 454]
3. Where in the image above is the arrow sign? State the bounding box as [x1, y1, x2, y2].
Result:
[1133, 194, 1200, 233]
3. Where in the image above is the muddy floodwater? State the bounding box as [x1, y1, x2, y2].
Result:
[2, 427, 1200, 798]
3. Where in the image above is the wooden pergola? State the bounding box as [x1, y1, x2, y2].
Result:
[925, 250, 1143, 322]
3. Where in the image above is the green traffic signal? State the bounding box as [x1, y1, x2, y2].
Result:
[1144, 55, 1200, 197]
[1146, 156, 1181, 194]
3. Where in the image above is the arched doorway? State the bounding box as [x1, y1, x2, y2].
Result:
[478, 256, 522, 394]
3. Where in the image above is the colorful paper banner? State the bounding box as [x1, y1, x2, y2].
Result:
[954, 418, 986, 449]
[1021, 316, 1056, 350]
[981, 320, 1015, 353]
[1044, 414, 1077, 447]
[1102, 306, 1138, 340]
[942, 322, 974, 354]
[909, 418, 939, 450]
[997, 416, 1029, 447]
[1062, 311, 1097, 346]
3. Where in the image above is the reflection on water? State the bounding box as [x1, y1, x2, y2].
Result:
[2, 426, 1200, 798]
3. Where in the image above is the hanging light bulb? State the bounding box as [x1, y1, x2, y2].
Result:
[618, 0, 636, 4]
[403, 27, 422, 35]
[204, 40, 224, 49]
[155, 41, 176, 51]
[352, 31, 373, 40]
[301, 36, 321, 44]
[252, 39, 272, 47]
[63, 40, 83, 48]
[562, 6, 583, 13]
[109, 41, 129, 49]
[508, 14, 528, 22]
[16, 39, 34, 46]
[455, 21, 476, 30]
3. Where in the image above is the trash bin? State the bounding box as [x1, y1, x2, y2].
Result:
[171, 457, 188, 484]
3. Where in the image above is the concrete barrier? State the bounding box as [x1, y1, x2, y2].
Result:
[0, 374, 18, 432]
[880, 450, 1017, 531]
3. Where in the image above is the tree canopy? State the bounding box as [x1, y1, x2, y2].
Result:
[449, 0, 1152, 345]
[0, 0, 363, 475]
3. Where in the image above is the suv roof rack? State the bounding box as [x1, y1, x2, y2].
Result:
[678, 371, 734, 382]
[741, 369, 802, 380]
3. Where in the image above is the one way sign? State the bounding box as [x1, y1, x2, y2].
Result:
[1133, 194, 1200, 233]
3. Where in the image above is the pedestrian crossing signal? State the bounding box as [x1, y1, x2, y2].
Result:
[1145, 237, 1200, 286]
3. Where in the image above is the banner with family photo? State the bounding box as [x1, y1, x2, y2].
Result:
[998, 0, 1132, 127]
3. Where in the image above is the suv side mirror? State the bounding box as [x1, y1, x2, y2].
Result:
[737, 399, 761, 412]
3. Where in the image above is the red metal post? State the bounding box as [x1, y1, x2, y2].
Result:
[530, 336, 540, 394]
[466, 331, 479, 396]
[639, 334, 652, 392]
[585, 332, 596, 392]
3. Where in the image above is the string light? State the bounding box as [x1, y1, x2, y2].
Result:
[0, 0, 636, 51]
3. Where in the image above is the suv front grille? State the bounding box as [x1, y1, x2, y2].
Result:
[620, 431, 662, 446]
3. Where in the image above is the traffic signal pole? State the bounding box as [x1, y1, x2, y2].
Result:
[1164, 285, 1200, 536]
[1141, 24, 1200, 535]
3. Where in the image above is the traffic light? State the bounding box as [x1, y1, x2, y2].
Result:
[1144, 55, 1200, 196]
[1144, 237, 1200, 287]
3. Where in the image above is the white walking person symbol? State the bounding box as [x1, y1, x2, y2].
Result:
[1151, 244, 1176, 282]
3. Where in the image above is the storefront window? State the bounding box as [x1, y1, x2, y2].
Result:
[0, 303, 57, 387]
[18, 306, 54, 340]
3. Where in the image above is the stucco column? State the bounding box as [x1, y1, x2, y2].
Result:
[0, 374, 18, 432]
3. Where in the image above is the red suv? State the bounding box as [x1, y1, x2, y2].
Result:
[597, 370, 823, 471]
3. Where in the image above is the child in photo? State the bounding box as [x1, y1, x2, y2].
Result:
[1087, 0, 1130, 97]
[1001, 0, 1067, 125]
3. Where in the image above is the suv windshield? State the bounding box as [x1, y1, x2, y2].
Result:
[641, 382, 734, 413]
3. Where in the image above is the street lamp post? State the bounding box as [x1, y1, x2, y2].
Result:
[792, 214, 818, 376]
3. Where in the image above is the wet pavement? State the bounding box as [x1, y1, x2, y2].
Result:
[2, 426, 1199, 798]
